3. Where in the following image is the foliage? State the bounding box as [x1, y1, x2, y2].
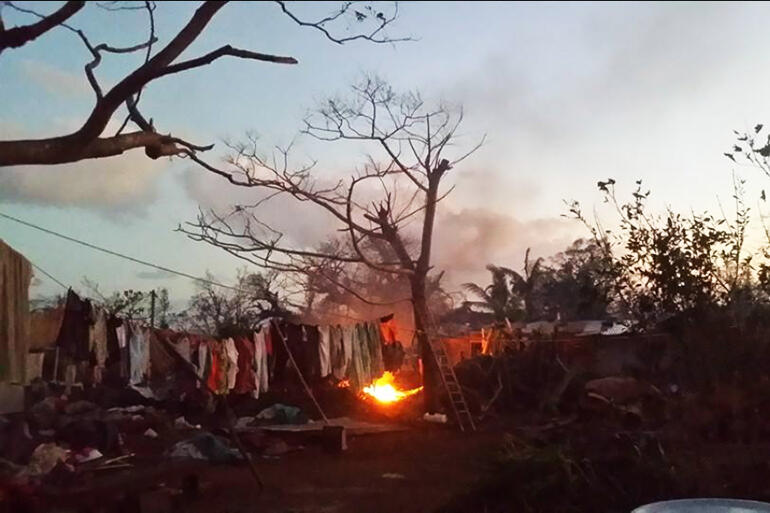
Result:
[82, 277, 169, 320]
[463, 248, 547, 322]
[540, 239, 614, 321]
[176, 269, 290, 338]
[464, 241, 614, 322]
[566, 179, 751, 328]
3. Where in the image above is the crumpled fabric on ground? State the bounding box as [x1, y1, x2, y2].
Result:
[166, 432, 242, 463]
[22, 443, 70, 476]
[256, 404, 307, 425]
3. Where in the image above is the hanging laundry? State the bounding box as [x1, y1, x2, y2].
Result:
[366, 321, 385, 378]
[28, 307, 65, 351]
[207, 340, 228, 395]
[0, 239, 32, 384]
[224, 338, 239, 391]
[89, 307, 108, 383]
[379, 314, 399, 344]
[356, 323, 372, 385]
[172, 336, 191, 363]
[233, 336, 255, 394]
[56, 289, 92, 362]
[253, 326, 269, 397]
[196, 339, 211, 389]
[302, 324, 321, 382]
[329, 324, 346, 379]
[348, 325, 366, 390]
[318, 325, 331, 378]
[115, 320, 130, 380]
[128, 322, 149, 386]
[341, 324, 355, 379]
[26, 352, 45, 382]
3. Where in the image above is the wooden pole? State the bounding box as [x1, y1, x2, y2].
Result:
[149, 290, 156, 328]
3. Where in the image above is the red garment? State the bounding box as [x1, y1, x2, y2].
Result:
[206, 340, 224, 394]
[264, 322, 274, 355]
[380, 317, 398, 345]
[233, 337, 256, 394]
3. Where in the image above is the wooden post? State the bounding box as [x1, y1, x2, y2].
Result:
[150, 290, 156, 328]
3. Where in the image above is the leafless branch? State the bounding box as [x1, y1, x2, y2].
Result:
[275, 1, 410, 45]
[0, 1, 85, 54]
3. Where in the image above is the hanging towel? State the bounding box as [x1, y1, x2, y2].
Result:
[128, 322, 149, 385]
[329, 325, 345, 379]
[224, 338, 239, 391]
[233, 337, 255, 394]
[318, 325, 331, 378]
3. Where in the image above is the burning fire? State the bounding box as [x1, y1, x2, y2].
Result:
[361, 372, 423, 404]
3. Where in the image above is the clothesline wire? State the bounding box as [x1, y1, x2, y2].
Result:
[0, 211, 250, 295]
[0, 210, 432, 335]
[29, 260, 69, 291]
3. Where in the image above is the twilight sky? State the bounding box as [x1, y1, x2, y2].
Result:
[2, 1, 769, 307]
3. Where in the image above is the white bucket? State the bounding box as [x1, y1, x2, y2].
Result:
[633, 499, 770, 513]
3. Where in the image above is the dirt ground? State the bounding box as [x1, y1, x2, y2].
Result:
[22, 425, 499, 513]
[191, 427, 498, 513]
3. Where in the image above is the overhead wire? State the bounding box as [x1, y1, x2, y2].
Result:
[0, 210, 250, 294]
[0, 210, 433, 334]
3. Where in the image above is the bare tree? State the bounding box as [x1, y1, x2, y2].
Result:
[0, 1, 405, 166]
[181, 76, 482, 409]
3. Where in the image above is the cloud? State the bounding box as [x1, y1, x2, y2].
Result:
[0, 119, 173, 214]
[136, 269, 178, 280]
[0, 151, 167, 213]
[182, 166, 342, 248]
[20, 60, 89, 98]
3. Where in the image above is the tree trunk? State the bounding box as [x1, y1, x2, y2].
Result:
[411, 274, 441, 412]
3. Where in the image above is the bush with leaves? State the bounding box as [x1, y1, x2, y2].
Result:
[566, 178, 751, 328]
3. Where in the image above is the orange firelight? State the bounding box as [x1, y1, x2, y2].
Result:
[361, 371, 422, 404]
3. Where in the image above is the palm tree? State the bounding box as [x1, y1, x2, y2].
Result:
[463, 248, 546, 322]
[509, 248, 545, 321]
[462, 264, 522, 321]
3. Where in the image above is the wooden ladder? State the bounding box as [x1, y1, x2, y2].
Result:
[429, 338, 476, 432]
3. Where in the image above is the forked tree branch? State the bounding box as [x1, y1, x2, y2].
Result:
[0, 1, 85, 54]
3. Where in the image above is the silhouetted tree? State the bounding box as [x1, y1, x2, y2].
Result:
[0, 1, 405, 166]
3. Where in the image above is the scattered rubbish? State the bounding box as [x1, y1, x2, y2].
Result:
[256, 404, 307, 425]
[74, 447, 103, 463]
[130, 386, 157, 399]
[234, 416, 255, 431]
[166, 432, 242, 463]
[174, 416, 200, 430]
[22, 443, 70, 476]
[29, 397, 60, 429]
[107, 405, 146, 414]
[423, 412, 448, 424]
[64, 400, 98, 416]
[382, 473, 406, 479]
[143, 428, 159, 438]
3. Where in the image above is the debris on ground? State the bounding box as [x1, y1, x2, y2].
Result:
[423, 413, 448, 424]
[166, 432, 242, 463]
[256, 404, 307, 425]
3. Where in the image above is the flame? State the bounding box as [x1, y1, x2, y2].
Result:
[337, 379, 350, 388]
[361, 371, 423, 404]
